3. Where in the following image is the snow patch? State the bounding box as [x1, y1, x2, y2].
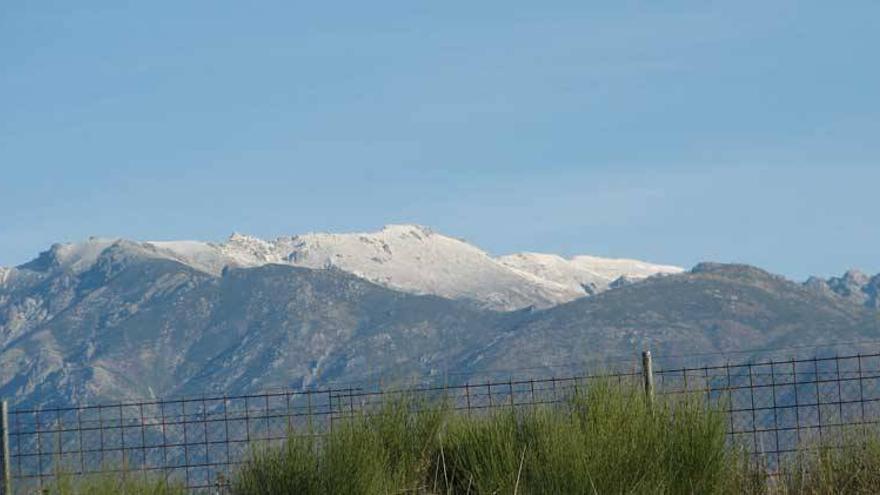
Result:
[499, 252, 683, 296]
[50, 237, 120, 272]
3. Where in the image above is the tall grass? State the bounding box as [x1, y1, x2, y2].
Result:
[438, 381, 759, 494]
[777, 427, 880, 494]
[233, 395, 445, 494]
[232, 381, 761, 494]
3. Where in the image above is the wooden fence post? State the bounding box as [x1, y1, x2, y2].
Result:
[642, 351, 655, 410]
[0, 400, 11, 495]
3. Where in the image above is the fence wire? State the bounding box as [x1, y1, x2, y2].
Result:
[6, 351, 880, 493]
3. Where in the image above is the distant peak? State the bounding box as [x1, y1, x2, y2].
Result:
[691, 262, 739, 273]
[227, 232, 260, 242]
[690, 262, 776, 279]
[16, 238, 134, 274]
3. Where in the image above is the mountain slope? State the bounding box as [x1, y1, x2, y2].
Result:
[467, 263, 880, 375]
[3, 232, 879, 409]
[0, 246, 509, 408]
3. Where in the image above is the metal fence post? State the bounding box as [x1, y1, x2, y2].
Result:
[642, 351, 655, 410]
[1, 400, 11, 495]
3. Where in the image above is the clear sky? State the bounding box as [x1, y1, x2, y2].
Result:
[2, 1, 878, 280]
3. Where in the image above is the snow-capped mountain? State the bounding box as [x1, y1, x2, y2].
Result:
[1, 225, 683, 310]
[2, 230, 879, 409]
[218, 225, 587, 310]
[3, 248, 880, 410]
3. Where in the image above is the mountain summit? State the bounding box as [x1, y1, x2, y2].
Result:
[6, 225, 682, 310]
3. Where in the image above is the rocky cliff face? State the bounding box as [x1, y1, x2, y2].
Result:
[805, 270, 880, 309]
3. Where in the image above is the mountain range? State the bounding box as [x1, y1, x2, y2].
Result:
[1, 225, 878, 408]
[22, 224, 680, 311]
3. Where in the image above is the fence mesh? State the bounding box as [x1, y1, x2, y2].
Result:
[7, 351, 880, 493]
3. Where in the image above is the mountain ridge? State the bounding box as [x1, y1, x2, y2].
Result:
[468, 263, 880, 376]
[2, 225, 683, 311]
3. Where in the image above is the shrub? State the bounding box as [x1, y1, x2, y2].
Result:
[233, 394, 444, 495]
[437, 381, 758, 494]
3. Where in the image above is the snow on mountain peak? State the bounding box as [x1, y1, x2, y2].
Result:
[380, 223, 434, 237]
[15, 238, 123, 274]
[497, 252, 683, 297]
[9, 226, 684, 310]
[54, 238, 119, 268]
[284, 224, 579, 309]
[568, 255, 684, 280]
[221, 233, 283, 265]
[143, 240, 228, 275]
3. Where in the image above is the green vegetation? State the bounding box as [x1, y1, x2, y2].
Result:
[232, 396, 446, 494]
[778, 428, 880, 494]
[437, 383, 752, 494]
[232, 382, 762, 494]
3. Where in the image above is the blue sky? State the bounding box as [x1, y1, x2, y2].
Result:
[2, 1, 878, 279]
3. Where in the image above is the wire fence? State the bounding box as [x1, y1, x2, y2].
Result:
[655, 352, 880, 469]
[5, 350, 880, 493]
